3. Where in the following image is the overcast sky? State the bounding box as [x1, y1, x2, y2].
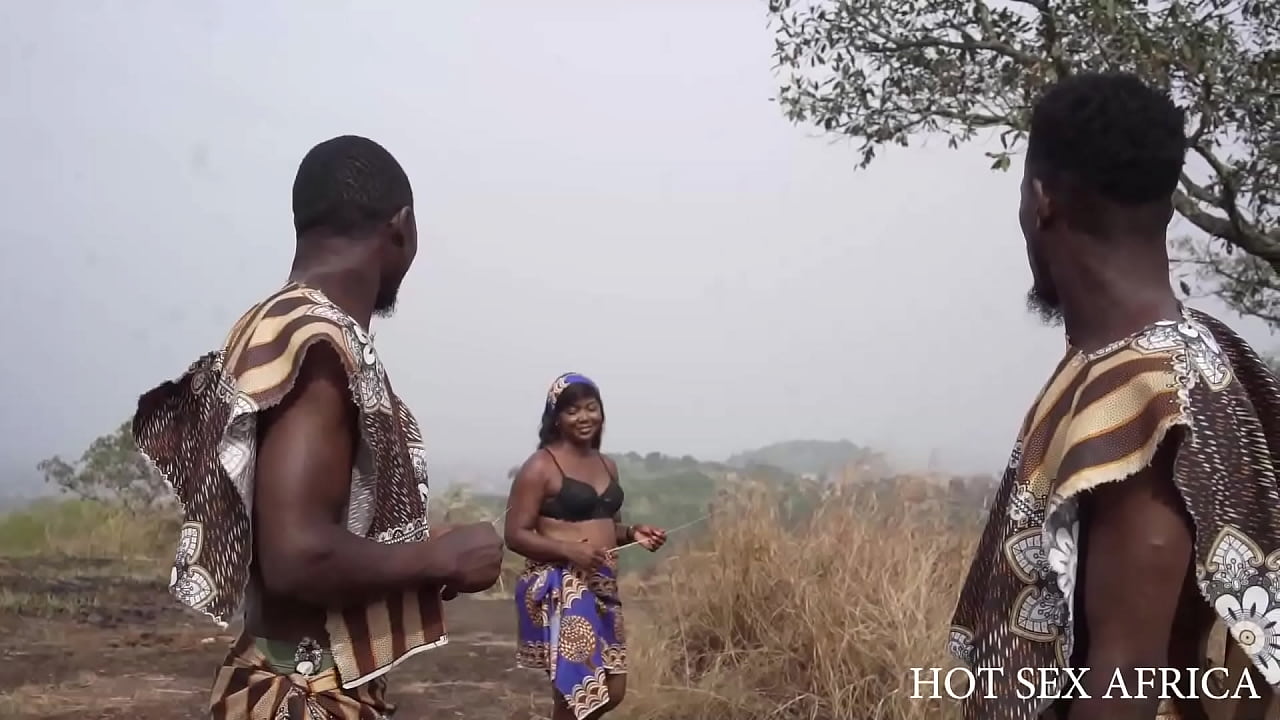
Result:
[1, 1, 1273, 494]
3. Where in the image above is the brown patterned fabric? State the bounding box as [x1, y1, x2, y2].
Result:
[132, 283, 447, 694]
[950, 308, 1280, 720]
[1040, 698, 1187, 719]
[209, 633, 394, 720]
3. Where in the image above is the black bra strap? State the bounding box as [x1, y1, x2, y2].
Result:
[598, 453, 617, 482]
[543, 447, 567, 478]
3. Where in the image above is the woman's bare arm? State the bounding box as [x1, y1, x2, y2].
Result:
[503, 452, 574, 563]
[602, 455, 632, 545]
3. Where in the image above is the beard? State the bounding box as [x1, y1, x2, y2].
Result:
[1026, 286, 1064, 327]
[372, 280, 401, 319]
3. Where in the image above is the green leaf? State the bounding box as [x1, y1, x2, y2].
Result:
[765, 0, 1280, 328]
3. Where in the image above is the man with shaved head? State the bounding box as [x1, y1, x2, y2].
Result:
[133, 135, 505, 718]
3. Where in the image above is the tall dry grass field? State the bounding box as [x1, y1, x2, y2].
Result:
[0, 499, 176, 560]
[618, 482, 982, 720]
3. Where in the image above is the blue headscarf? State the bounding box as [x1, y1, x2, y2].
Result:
[545, 371, 597, 413]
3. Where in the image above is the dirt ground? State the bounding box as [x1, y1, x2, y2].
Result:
[0, 557, 553, 719]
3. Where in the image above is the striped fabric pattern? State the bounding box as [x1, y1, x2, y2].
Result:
[948, 309, 1280, 720]
[209, 633, 394, 720]
[133, 283, 447, 716]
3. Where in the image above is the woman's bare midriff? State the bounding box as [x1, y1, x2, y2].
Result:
[537, 515, 617, 553]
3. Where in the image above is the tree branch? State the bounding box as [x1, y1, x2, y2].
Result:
[1179, 173, 1219, 206]
[1020, 0, 1071, 77]
[1184, 141, 1280, 260]
[767, 0, 1279, 326]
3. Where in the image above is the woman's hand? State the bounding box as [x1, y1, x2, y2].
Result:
[561, 539, 610, 570]
[632, 524, 667, 552]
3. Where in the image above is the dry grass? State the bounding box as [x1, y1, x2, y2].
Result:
[617, 482, 980, 720]
[0, 670, 201, 716]
[0, 585, 102, 617]
[0, 499, 175, 618]
[1, 483, 988, 720]
[0, 498, 176, 560]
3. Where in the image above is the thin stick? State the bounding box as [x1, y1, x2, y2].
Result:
[609, 514, 709, 555]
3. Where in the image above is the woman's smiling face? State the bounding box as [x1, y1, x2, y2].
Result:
[558, 395, 603, 445]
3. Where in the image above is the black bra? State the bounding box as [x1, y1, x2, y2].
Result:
[538, 448, 624, 522]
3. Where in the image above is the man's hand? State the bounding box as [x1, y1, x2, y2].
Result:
[431, 522, 505, 598]
[633, 524, 667, 552]
[431, 523, 458, 600]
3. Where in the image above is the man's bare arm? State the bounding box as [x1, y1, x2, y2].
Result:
[1067, 438, 1193, 720]
[253, 343, 455, 608]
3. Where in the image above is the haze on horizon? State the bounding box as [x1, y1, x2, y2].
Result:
[1, 1, 1273, 497]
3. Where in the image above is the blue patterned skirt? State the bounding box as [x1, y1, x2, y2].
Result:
[514, 557, 627, 719]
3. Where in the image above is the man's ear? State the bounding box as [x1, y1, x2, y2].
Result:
[388, 206, 414, 246]
[1031, 178, 1053, 230]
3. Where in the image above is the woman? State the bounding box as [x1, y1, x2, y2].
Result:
[505, 372, 666, 720]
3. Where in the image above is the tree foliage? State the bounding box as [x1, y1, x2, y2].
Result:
[37, 420, 171, 513]
[767, 0, 1279, 325]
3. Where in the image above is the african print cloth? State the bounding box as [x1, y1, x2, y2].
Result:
[949, 308, 1280, 720]
[132, 283, 447, 690]
[210, 633, 394, 719]
[515, 557, 627, 719]
[1039, 698, 1183, 719]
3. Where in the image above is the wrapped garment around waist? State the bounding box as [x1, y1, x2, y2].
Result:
[514, 558, 627, 720]
[208, 633, 395, 720]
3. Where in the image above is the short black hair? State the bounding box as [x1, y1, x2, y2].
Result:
[291, 135, 413, 235]
[1026, 72, 1186, 205]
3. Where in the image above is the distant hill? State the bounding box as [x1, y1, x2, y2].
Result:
[609, 451, 733, 481]
[2, 460, 47, 499]
[725, 439, 890, 479]
[0, 494, 36, 515]
[1, 460, 49, 515]
[486, 452, 737, 575]
[503, 451, 735, 485]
